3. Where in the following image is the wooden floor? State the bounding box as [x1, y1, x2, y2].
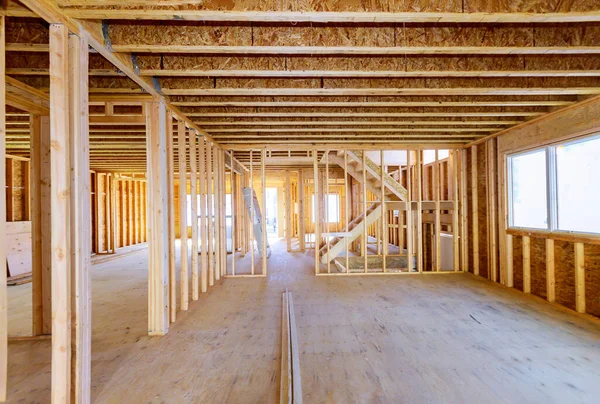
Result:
[6, 239, 600, 403]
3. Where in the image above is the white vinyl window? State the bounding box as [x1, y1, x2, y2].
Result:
[508, 135, 600, 235]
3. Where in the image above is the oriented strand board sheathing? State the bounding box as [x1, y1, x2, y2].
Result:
[584, 244, 600, 318]
[476, 144, 488, 279]
[463, 0, 599, 12]
[555, 240, 577, 311]
[530, 237, 547, 299]
[108, 22, 252, 46]
[513, 236, 524, 292]
[400, 26, 534, 47]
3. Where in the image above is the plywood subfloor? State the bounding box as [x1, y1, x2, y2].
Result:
[6, 239, 600, 403]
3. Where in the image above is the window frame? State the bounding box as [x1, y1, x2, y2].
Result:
[507, 134, 600, 236]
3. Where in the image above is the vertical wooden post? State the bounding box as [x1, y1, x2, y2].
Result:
[574, 242, 585, 313]
[127, 180, 133, 245]
[286, 170, 292, 252]
[189, 131, 199, 300]
[344, 152, 350, 272]
[362, 151, 368, 273]
[381, 150, 387, 273]
[207, 142, 214, 285]
[145, 101, 170, 336]
[212, 145, 223, 281]
[298, 170, 305, 252]
[221, 150, 227, 277]
[261, 148, 267, 276]
[177, 121, 188, 310]
[451, 150, 460, 272]
[416, 151, 423, 273]
[111, 176, 117, 252]
[313, 151, 319, 274]
[522, 235, 531, 294]
[105, 174, 111, 253]
[487, 140, 498, 282]
[231, 152, 236, 276]
[68, 31, 91, 403]
[434, 150, 441, 272]
[460, 149, 469, 272]
[49, 25, 93, 403]
[31, 115, 52, 336]
[165, 112, 176, 322]
[0, 15, 7, 403]
[325, 152, 330, 273]
[406, 151, 413, 272]
[249, 150, 255, 275]
[546, 238, 555, 302]
[199, 137, 208, 292]
[49, 24, 72, 403]
[5, 159, 13, 222]
[506, 234, 513, 287]
[471, 145, 479, 276]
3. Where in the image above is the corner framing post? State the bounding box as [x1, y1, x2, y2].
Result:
[406, 151, 413, 272]
[177, 121, 188, 310]
[471, 145, 480, 276]
[416, 150, 423, 273]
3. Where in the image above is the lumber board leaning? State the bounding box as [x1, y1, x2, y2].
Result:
[287, 293, 303, 404]
[280, 292, 291, 404]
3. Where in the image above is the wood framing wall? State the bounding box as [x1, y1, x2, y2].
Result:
[467, 95, 600, 318]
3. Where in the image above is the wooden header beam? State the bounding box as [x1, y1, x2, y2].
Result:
[58, 9, 600, 24]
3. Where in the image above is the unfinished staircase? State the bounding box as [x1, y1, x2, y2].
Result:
[319, 151, 408, 264]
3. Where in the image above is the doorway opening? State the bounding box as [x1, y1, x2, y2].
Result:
[265, 187, 279, 243]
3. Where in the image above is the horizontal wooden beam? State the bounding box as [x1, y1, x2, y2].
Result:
[160, 87, 600, 96]
[184, 112, 544, 118]
[10, 68, 600, 78]
[60, 10, 600, 23]
[223, 141, 467, 149]
[172, 100, 571, 108]
[195, 120, 520, 126]
[207, 128, 491, 134]
[110, 45, 600, 55]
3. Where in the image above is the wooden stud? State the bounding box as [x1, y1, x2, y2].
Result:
[5, 158, 13, 222]
[286, 170, 292, 252]
[261, 148, 267, 276]
[487, 140, 498, 282]
[145, 100, 170, 336]
[506, 234, 513, 288]
[313, 151, 319, 275]
[213, 144, 221, 281]
[434, 150, 441, 272]
[30, 115, 52, 336]
[166, 111, 176, 322]
[416, 151, 424, 273]
[67, 31, 92, 403]
[522, 236, 531, 294]
[325, 152, 330, 274]
[381, 150, 387, 273]
[231, 153, 236, 276]
[250, 150, 255, 275]
[574, 243, 585, 313]
[207, 142, 214, 285]
[451, 150, 460, 272]
[344, 153, 350, 273]
[177, 120, 188, 311]
[546, 239, 555, 303]
[0, 15, 7, 403]
[49, 24, 72, 403]
[471, 145, 480, 276]
[189, 131, 199, 300]
[406, 151, 413, 272]
[104, 174, 111, 253]
[362, 151, 368, 273]
[298, 170, 305, 252]
[199, 136, 208, 292]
